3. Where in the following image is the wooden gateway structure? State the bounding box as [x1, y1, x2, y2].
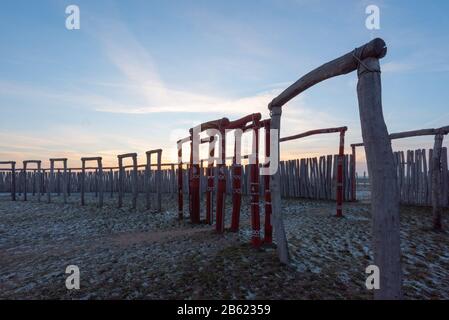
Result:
[266, 38, 402, 299]
[80, 157, 103, 207]
[0, 161, 16, 201]
[117, 153, 138, 209]
[145, 149, 163, 212]
[178, 113, 274, 248]
[22, 160, 42, 202]
[47, 158, 68, 204]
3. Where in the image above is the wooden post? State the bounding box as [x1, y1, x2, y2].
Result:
[268, 106, 290, 264]
[81, 161, 86, 206]
[62, 159, 67, 204]
[216, 129, 226, 233]
[145, 152, 152, 210]
[110, 168, 114, 198]
[250, 126, 261, 248]
[431, 134, 444, 230]
[118, 158, 124, 208]
[206, 138, 216, 225]
[336, 129, 346, 216]
[156, 150, 162, 212]
[351, 145, 356, 201]
[132, 156, 138, 209]
[263, 120, 273, 244]
[356, 56, 402, 299]
[98, 158, 103, 207]
[67, 169, 71, 197]
[442, 147, 448, 208]
[11, 162, 16, 201]
[230, 131, 243, 232]
[37, 162, 41, 202]
[22, 163, 27, 201]
[48, 160, 54, 203]
[177, 140, 184, 220]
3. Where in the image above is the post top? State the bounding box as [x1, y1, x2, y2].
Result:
[146, 149, 163, 154]
[81, 157, 102, 161]
[118, 153, 138, 159]
[0, 161, 16, 165]
[23, 160, 42, 164]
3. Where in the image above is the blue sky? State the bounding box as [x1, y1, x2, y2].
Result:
[1, 0, 448, 172]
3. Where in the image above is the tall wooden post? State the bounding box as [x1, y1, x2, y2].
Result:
[356, 56, 402, 299]
[230, 131, 243, 232]
[191, 134, 201, 223]
[132, 156, 138, 209]
[268, 106, 290, 264]
[118, 158, 124, 208]
[98, 158, 103, 207]
[336, 129, 346, 217]
[351, 145, 356, 201]
[47, 160, 54, 203]
[67, 169, 71, 197]
[206, 138, 216, 225]
[11, 162, 16, 201]
[431, 134, 444, 230]
[23, 162, 28, 201]
[63, 159, 68, 204]
[81, 161, 86, 206]
[145, 153, 152, 210]
[110, 168, 114, 198]
[263, 121, 273, 244]
[156, 150, 162, 212]
[216, 129, 227, 233]
[250, 127, 261, 247]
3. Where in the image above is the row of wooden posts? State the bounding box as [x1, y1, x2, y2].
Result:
[0, 150, 164, 211]
[392, 148, 449, 207]
[2, 149, 448, 208]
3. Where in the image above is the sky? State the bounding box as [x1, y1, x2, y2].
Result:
[1, 0, 449, 173]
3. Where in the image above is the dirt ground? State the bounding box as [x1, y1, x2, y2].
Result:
[0, 192, 448, 300]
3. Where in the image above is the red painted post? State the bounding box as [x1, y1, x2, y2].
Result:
[216, 129, 226, 233]
[263, 120, 273, 244]
[250, 127, 261, 248]
[230, 131, 242, 232]
[227, 113, 262, 233]
[230, 164, 242, 231]
[189, 137, 201, 223]
[183, 118, 230, 228]
[206, 139, 215, 225]
[336, 129, 346, 217]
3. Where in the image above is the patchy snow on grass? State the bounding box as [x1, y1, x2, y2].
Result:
[0, 193, 448, 299]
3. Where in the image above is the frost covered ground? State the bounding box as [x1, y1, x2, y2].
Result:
[0, 192, 448, 299]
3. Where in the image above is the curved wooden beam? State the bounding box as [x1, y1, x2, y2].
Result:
[269, 38, 387, 109]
